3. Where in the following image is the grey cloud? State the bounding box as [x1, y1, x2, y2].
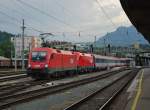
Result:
[0, 0, 131, 42]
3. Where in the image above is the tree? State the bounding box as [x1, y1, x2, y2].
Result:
[0, 39, 14, 58]
[0, 31, 14, 58]
[0, 48, 4, 56]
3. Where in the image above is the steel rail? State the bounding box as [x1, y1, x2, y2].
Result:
[0, 69, 127, 109]
[99, 69, 139, 110]
[0, 80, 50, 98]
[63, 69, 139, 110]
[0, 74, 27, 82]
[0, 71, 25, 77]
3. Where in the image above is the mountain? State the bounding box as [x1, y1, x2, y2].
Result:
[96, 26, 149, 47]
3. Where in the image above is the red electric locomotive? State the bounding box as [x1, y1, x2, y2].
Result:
[27, 48, 79, 78]
[74, 52, 95, 72]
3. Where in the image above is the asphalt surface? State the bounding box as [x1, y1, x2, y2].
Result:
[125, 68, 150, 110]
[136, 68, 150, 110]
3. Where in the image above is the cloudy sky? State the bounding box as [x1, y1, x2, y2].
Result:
[0, 0, 131, 42]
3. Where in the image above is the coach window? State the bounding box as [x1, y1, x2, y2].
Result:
[96, 58, 99, 63]
[102, 59, 105, 63]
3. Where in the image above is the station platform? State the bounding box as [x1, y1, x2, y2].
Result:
[125, 68, 150, 110]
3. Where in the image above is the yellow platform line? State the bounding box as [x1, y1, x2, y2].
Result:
[131, 69, 144, 110]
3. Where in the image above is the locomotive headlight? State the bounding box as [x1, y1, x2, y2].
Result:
[45, 64, 48, 68]
[28, 64, 31, 68]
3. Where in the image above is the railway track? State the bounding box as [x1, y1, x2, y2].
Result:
[63, 69, 139, 110]
[0, 68, 125, 91]
[0, 71, 25, 77]
[0, 68, 131, 109]
[0, 73, 27, 82]
[0, 79, 50, 99]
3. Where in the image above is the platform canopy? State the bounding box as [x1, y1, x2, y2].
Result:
[120, 0, 150, 43]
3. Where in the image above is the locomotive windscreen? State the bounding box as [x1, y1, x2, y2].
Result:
[31, 51, 47, 61]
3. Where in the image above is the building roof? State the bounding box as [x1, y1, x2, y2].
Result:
[120, 0, 150, 43]
[0, 56, 10, 60]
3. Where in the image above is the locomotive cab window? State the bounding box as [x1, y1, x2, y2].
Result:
[31, 51, 47, 61]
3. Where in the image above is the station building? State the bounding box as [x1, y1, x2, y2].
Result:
[11, 36, 42, 58]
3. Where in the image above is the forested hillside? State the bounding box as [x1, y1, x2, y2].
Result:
[0, 31, 14, 58]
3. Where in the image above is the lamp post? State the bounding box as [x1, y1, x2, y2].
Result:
[104, 38, 106, 55]
[21, 19, 26, 70]
[14, 35, 17, 72]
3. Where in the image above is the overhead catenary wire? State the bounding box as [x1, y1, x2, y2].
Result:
[0, 17, 20, 28]
[53, 0, 114, 35]
[94, 0, 121, 46]
[0, 2, 46, 33]
[0, 11, 102, 36]
[0, 0, 79, 35]
[0, 2, 45, 27]
[54, 0, 75, 17]
[0, 10, 20, 23]
[12, 0, 81, 33]
[0, 0, 128, 41]
[16, 0, 77, 31]
[0, 1, 52, 34]
[26, 27, 44, 33]
[11, 0, 61, 30]
[0, 10, 45, 33]
[95, 0, 117, 28]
